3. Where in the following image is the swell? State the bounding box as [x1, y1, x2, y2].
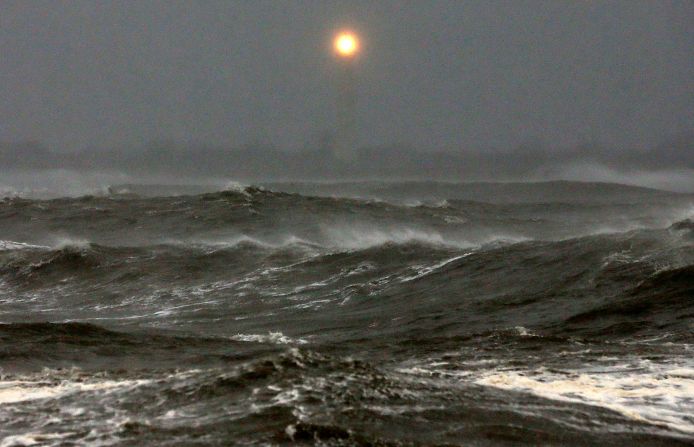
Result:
[1, 186, 692, 349]
[0, 244, 101, 280]
[1, 338, 689, 446]
[0, 214, 690, 286]
[311, 228, 694, 344]
[0, 322, 277, 373]
[562, 265, 694, 337]
[1, 186, 692, 251]
[2, 185, 694, 446]
[1, 228, 690, 348]
[0, 238, 454, 289]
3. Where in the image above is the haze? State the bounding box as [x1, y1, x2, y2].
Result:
[1, 0, 693, 192]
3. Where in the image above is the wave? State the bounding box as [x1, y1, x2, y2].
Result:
[0, 245, 101, 284]
[0, 322, 284, 373]
[173, 235, 321, 252]
[1, 223, 691, 340]
[476, 360, 694, 435]
[229, 332, 309, 345]
[1, 188, 692, 347]
[2, 184, 693, 247]
[0, 377, 149, 405]
[0, 228, 527, 280]
[0, 240, 49, 251]
[3, 181, 694, 445]
[563, 265, 694, 337]
[2, 344, 689, 446]
[318, 224, 527, 250]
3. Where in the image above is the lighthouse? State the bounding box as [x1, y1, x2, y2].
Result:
[333, 31, 359, 161]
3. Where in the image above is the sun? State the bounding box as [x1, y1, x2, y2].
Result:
[334, 32, 359, 58]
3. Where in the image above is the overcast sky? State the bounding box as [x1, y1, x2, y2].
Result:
[1, 0, 692, 153]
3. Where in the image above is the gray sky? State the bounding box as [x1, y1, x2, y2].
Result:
[1, 0, 692, 153]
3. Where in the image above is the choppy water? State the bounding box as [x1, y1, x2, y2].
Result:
[0, 182, 693, 446]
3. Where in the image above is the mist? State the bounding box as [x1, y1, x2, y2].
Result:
[1, 1, 693, 193]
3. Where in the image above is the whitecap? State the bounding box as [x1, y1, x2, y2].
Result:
[0, 378, 150, 405]
[476, 361, 694, 435]
[0, 240, 49, 251]
[0, 432, 75, 447]
[229, 331, 308, 345]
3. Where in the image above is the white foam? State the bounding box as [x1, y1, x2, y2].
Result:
[512, 326, 537, 337]
[222, 180, 251, 196]
[0, 379, 150, 405]
[0, 241, 48, 251]
[0, 432, 75, 447]
[365, 403, 446, 416]
[400, 253, 472, 282]
[172, 227, 528, 254]
[229, 331, 308, 345]
[321, 225, 472, 250]
[50, 237, 92, 250]
[476, 362, 694, 434]
[171, 234, 318, 252]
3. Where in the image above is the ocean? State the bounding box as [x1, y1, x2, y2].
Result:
[0, 181, 692, 446]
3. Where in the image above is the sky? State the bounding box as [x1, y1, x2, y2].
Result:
[1, 0, 692, 154]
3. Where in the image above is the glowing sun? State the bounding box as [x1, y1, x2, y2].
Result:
[334, 32, 359, 57]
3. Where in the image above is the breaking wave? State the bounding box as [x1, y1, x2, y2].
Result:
[1, 183, 693, 445]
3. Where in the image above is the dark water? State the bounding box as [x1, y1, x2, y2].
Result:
[0, 183, 693, 446]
